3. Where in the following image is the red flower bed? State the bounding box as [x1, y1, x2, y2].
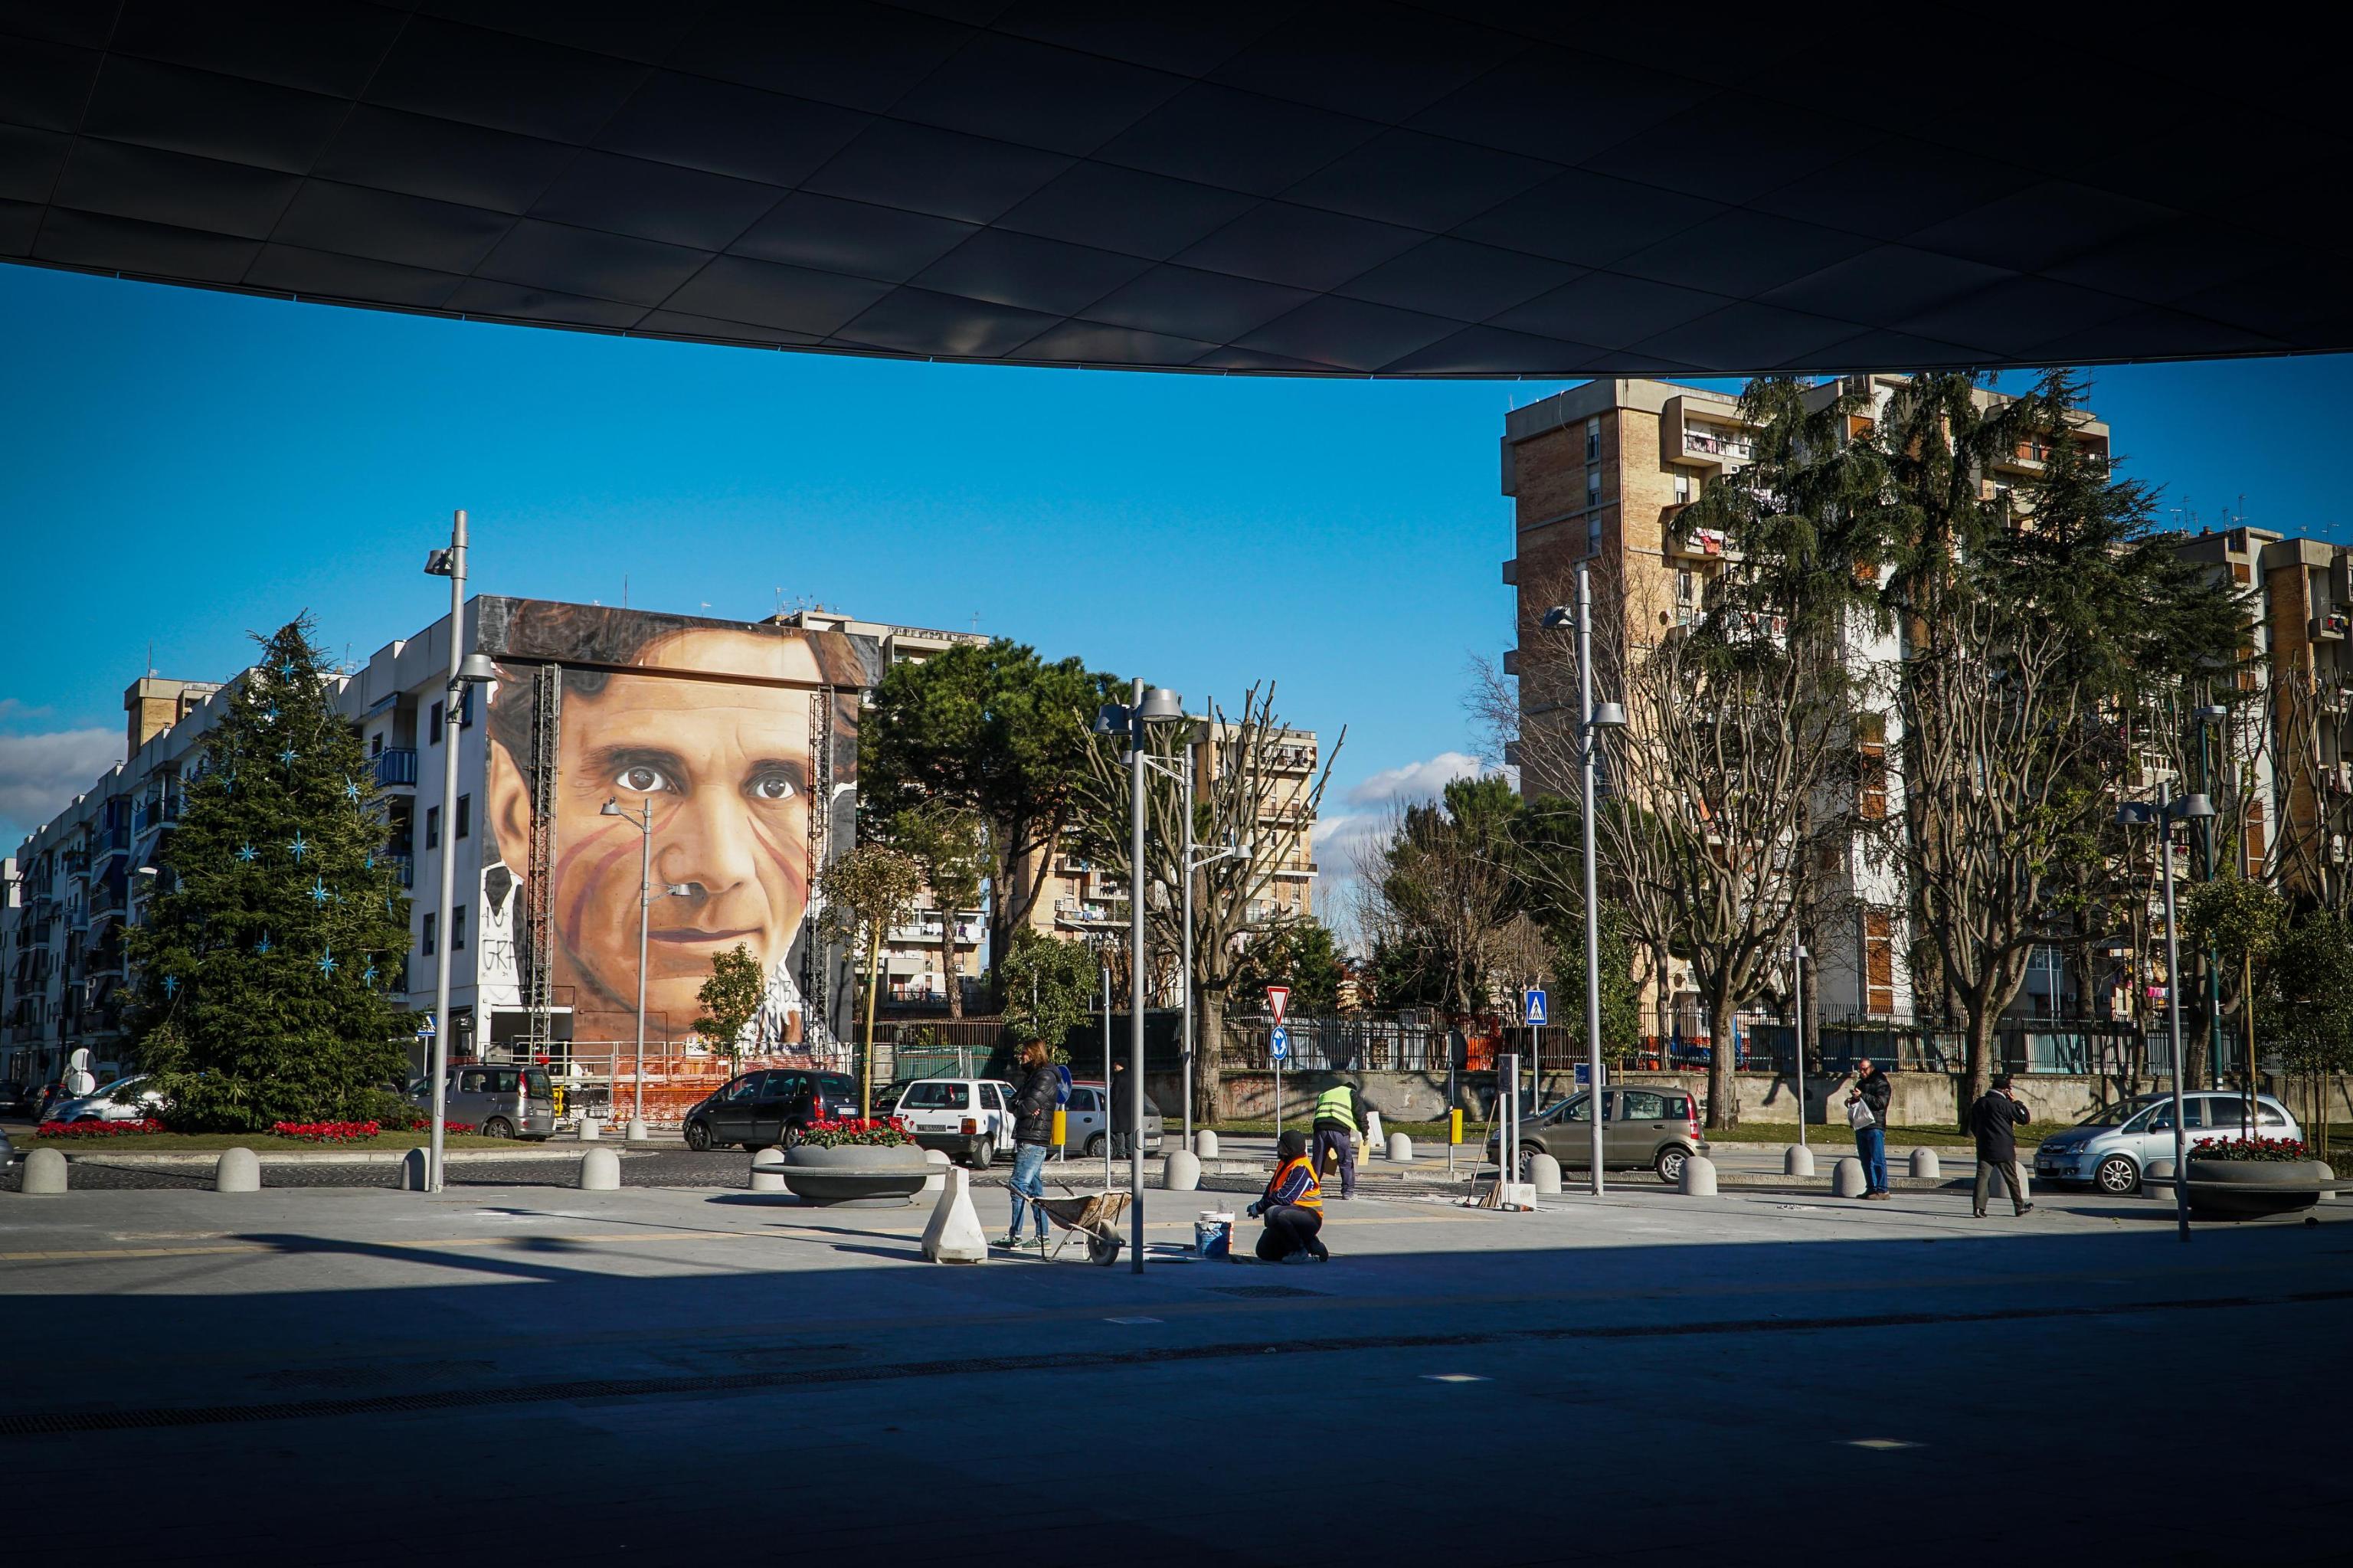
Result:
[2190, 1135, 2310, 1163]
[271, 1121, 382, 1144]
[797, 1116, 911, 1149]
[37, 1118, 166, 1138]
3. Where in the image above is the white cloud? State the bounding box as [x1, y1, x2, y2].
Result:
[0, 725, 122, 847]
[1343, 750, 1491, 810]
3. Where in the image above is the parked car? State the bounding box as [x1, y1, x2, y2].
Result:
[890, 1077, 1019, 1168]
[26, 1082, 67, 1122]
[2034, 1091, 2301, 1195]
[0, 1080, 29, 1118]
[680, 1069, 860, 1152]
[2, 1124, 15, 1172]
[1486, 1085, 1704, 1184]
[406, 1064, 556, 1140]
[50, 1073, 167, 1124]
[1061, 1080, 1165, 1160]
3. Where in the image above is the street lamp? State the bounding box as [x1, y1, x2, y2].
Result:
[421, 511, 496, 1194]
[1095, 679, 1186, 1273]
[600, 797, 693, 1143]
[2116, 781, 2214, 1242]
[1543, 563, 1627, 1197]
[1129, 716, 1245, 1151]
[2191, 703, 2230, 1088]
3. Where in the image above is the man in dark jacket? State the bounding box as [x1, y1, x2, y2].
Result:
[1970, 1074, 2034, 1217]
[1845, 1059, 1893, 1199]
[997, 1040, 1061, 1252]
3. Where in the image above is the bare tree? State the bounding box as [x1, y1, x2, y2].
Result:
[1078, 685, 1342, 1120]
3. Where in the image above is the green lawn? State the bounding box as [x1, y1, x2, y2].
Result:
[1708, 1122, 2075, 1147]
[24, 1130, 525, 1152]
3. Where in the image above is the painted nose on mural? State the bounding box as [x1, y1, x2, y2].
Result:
[650, 791, 767, 961]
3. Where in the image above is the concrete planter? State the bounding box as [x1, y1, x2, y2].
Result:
[781, 1143, 928, 1208]
[2184, 1158, 2331, 1219]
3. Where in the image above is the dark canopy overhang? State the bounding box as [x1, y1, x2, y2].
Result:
[3, 3, 2340, 376]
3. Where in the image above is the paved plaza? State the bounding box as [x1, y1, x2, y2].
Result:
[3, 1170, 2346, 1566]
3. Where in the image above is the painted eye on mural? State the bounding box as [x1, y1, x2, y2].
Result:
[614, 763, 675, 795]
[745, 770, 797, 804]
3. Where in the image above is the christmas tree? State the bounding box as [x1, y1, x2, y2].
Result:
[129, 617, 414, 1130]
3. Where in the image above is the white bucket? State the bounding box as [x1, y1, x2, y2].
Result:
[1193, 1211, 1235, 1258]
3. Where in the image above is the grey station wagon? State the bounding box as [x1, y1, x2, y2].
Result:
[1487, 1086, 1704, 1183]
[407, 1065, 555, 1140]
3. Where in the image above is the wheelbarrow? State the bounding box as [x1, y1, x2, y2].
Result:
[1036, 1189, 1131, 1265]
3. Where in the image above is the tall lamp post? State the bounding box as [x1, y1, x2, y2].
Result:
[1541, 562, 1628, 1198]
[2191, 703, 2229, 1085]
[1097, 680, 1186, 1274]
[2118, 781, 2214, 1243]
[421, 511, 496, 1194]
[600, 797, 692, 1144]
[1136, 722, 1245, 1152]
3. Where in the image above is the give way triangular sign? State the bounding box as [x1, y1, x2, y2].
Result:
[1265, 985, 1291, 1026]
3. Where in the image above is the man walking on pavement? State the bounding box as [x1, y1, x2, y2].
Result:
[1971, 1073, 2034, 1217]
[997, 1039, 1060, 1252]
[1310, 1077, 1371, 1200]
[1845, 1057, 1893, 1199]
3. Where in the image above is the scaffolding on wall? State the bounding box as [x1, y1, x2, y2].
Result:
[524, 661, 561, 1049]
[801, 684, 834, 1051]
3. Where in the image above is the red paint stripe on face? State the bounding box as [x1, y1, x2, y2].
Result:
[748, 813, 807, 912]
[558, 827, 644, 939]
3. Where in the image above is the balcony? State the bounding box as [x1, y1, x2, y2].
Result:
[91, 824, 130, 863]
[387, 852, 414, 888]
[1270, 858, 1317, 879]
[61, 848, 89, 879]
[373, 748, 419, 790]
[1266, 742, 1317, 774]
[1666, 525, 1726, 560]
[2314, 613, 2350, 645]
[1678, 427, 1754, 470]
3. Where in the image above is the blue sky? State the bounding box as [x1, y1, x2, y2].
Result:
[6, 261, 2353, 923]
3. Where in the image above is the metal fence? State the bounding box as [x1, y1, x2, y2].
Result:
[1219, 1017, 1452, 1074]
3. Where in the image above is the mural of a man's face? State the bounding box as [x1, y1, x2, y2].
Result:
[489, 627, 822, 1036]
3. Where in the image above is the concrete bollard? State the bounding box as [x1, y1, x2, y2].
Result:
[577, 1115, 601, 1141]
[1910, 1147, 1940, 1180]
[214, 1147, 260, 1193]
[2320, 1162, 2338, 1203]
[579, 1147, 620, 1191]
[1678, 1154, 1719, 1196]
[1832, 1157, 1867, 1199]
[1193, 1129, 1220, 1158]
[921, 1167, 989, 1263]
[1163, 1149, 1201, 1191]
[921, 1147, 951, 1194]
[399, 1147, 428, 1191]
[750, 1147, 787, 1193]
[625, 1117, 650, 1145]
[2144, 1157, 2174, 1198]
[1528, 1152, 1562, 1195]
[19, 1147, 67, 1194]
[1784, 1144, 1815, 1177]
[1386, 1133, 1414, 1164]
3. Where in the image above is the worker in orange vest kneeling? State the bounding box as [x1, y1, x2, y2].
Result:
[1248, 1129, 1329, 1264]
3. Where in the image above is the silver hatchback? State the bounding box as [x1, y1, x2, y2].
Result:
[2034, 1091, 2302, 1195]
[407, 1064, 556, 1140]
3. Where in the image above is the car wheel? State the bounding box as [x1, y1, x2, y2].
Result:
[1655, 1146, 1688, 1185]
[2096, 1154, 2139, 1195]
[483, 1117, 514, 1139]
[682, 1119, 712, 1152]
[970, 1138, 993, 1171]
[1085, 1134, 1105, 1158]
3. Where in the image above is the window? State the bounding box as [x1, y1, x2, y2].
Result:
[1586, 470, 1601, 509]
[451, 904, 467, 951]
[1862, 909, 1896, 1013]
[428, 700, 443, 740]
[456, 794, 471, 840]
[421, 912, 436, 956]
[1069, 1088, 1098, 1113]
[370, 734, 383, 757]
[902, 1082, 970, 1110]
[424, 806, 440, 849]
[758, 1072, 802, 1104]
[1587, 516, 1603, 556]
[1584, 416, 1599, 464]
[979, 1083, 1003, 1110]
[1674, 473, 1690, 505]
[523, 1069, 550, 1098]
[1622, 1090, 1669, 1121]
[1677, 569, 1697, 606]
[1662, 1095, 1692, 1121]
[720, 1075, 760, 1104]
[458, 1069, 489, 1093]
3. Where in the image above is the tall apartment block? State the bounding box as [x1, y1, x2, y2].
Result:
[1500, 375, 2116, 1036]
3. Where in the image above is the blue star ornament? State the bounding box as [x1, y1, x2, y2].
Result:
[344, 777, 363, 803]
[256, 931, 273, 955]
[162, 974, 179, 997]
[237, 843, 257, 863]
[278, 660, 296, 679]
[278, 746, 299, 767]
[309, 876, 330, 905]
[362, 963, 378, 986]
[288, 832, 309, 862]
[317, 948, 337, 977]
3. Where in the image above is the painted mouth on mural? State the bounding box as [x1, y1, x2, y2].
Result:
[647, 926, 761, 944]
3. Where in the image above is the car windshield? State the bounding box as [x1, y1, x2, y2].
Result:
[93, 1075, 146, 1098]
[2075, 1099, 2154, 1128]
[817, 1075, 856, 1099]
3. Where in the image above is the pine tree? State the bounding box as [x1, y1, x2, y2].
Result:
[128, 617, 414, 1131]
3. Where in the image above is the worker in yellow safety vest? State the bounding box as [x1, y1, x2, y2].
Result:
[1247, 1129, 1329, 1263]
[1310, 1079, 1371, 1200]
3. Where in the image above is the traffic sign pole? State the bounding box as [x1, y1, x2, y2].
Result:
[1269, 1022, 1291, 1140]
[1523, 988, 1549, 1118]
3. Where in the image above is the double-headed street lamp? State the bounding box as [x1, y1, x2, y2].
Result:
[1095, 679, 1186, 1274]
[1540, 561, 1627, 1197]
[421, 511, 496, 1194]
[1132, 722, 1246, 1151]
[599, 797, 693, 1143]
[2117, 780, 2214, 1242]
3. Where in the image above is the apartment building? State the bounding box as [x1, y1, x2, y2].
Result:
[1498, 375, 2116, 1034]
[4, 601, 875, 1085]
[767, 607, 990, 1010]
[1030, 722, 1322, 943]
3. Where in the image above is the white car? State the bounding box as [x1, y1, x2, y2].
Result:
[48, 1073, 165, 1124]
[2034, 1091, 2302, 1195]
[890, 1078, 1018, 1168]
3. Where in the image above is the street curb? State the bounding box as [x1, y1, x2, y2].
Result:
[56, 1146, 617, 1170]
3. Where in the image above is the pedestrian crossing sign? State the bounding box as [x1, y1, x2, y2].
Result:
[1523, 988, 1547, 1026]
